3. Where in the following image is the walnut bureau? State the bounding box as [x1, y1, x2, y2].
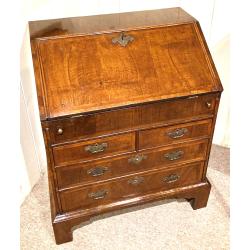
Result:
[29, 7, 223, 244]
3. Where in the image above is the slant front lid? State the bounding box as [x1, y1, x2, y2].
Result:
[30, 8, 222, 119]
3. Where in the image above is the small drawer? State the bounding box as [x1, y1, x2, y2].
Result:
[59, 161, 204, 212]
[56, 139, 208, 189]
[139, 119, 212, 150]
[53, 132, 135, 166]
[46, 93, 217, 144]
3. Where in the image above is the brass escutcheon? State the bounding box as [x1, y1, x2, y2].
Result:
[112, 32, 134, 47]
[128, 176, 144, 185]
[128, 154, 147, 165]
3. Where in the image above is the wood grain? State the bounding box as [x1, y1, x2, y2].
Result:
[56, 139, 208, 189]
[46, 93, 217, 145]
[29, 7, 223, 245]
[35, 24, 221, 119]
[29, 7, 196, 39]
[30, 41, 48, 119]
[59, 161, 204, 212]
[139, 119, 212, 149]
[53, 132, 135, 166]
[53, 179, 211, 244]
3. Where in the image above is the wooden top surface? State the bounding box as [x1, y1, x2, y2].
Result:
[30, 8, 222, 120]
[29, 7, 195, 39]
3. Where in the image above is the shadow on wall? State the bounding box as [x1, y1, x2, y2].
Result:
[20, 26, 47, 204]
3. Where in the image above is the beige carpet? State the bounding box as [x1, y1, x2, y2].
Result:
[21, 145, 229, 250]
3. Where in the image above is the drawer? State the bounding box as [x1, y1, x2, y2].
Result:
[59, 161, 204, 212]
[139, 119, 212, 150]
[53, 132, 135, 166]
[56, 139, 208, 189]
[47, 93, 217, 144]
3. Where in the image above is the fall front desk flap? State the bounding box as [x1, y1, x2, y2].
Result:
[29, 7, 222, 120]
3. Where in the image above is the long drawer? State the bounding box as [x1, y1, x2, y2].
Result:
[56, 139, 208, 189]
[59, 161, 204, 212]
[53, 132, 135, 166]
[47, 93, 217, 144]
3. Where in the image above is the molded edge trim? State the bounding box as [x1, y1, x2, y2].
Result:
[53, 179, 211, 224]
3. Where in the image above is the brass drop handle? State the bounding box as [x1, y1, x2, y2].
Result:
[128, 176, 144, 185]
[206, 101, 212, 109]
[167, 128, 188, 139]
[128, 154, 147, 165]
[87, 166, 108, 177]
[163, 174, 180, 183]
[88, 190, 108, 200]
[85, 143, 108, 154]
[57, 128, 63, 135]
[164, 150, 184, 161]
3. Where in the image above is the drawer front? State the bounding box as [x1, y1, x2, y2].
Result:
[47, 93, 217, 144]
[59, 162, 204, 212]
[139, 119, 212, 150]
[53, 132, 135, 166]
[56, 140, 208, 189]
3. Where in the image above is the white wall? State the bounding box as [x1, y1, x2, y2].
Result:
[211, 35, 230, 147]
[20, 81, 42, 203]
[209, 0, 230, 147]
[20, 0, 230, 203]
[20, 15, 47, 204]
